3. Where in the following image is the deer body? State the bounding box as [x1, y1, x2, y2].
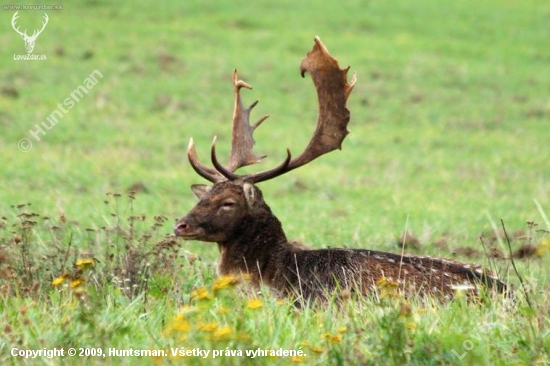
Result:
[175, 181, 506, 302]
[174, 37, 507, 302]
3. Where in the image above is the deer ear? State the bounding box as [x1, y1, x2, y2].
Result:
[243, 182, 256, 208]
[190, 184, 211, 199]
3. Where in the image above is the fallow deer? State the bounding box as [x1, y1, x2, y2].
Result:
[174, 37, 507, 303]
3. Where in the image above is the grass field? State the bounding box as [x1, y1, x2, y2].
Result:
[1, 0, 549, 364]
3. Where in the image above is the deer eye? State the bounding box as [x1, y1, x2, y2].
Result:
[221, 200, 236, 208]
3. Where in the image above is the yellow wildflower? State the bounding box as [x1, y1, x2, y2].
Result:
[536, 240, 549, 256]
[310, 346, 325, 353]
[70, 279, 83, 288]
[338, 326, 347, 333]
[291, 355, 305, 363]
[197, 322, 218, 332]
[376, 276, 398, 288]
[246, 298, 263, 309]
[190, 287, 212, 300]
[75, 258, 95, 268]
[169, 315, 191, 333]
[212, 326, 232, 339]
[302, 342, 325, 353]
[51, 275, 66, 286]
[376, 276, 387, 287]
[213, 275, 238, 291]
[322, 331, 342, 343]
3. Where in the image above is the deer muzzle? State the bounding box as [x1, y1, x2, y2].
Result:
[174, 217, 205, 239]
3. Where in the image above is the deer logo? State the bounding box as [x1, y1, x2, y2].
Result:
[11, 11, 49, 54]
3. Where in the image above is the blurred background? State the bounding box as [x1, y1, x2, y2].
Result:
[0, 0, 549, 255]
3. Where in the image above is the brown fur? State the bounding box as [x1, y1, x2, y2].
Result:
[175, 181, 507, 303]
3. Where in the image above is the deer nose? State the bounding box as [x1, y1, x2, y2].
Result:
[174, 221, 188, 236]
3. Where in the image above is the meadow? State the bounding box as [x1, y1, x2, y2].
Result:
[0, 0, 549, 364]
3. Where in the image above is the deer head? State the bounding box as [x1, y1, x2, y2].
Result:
[11, 11, 49, 54]
[175, 37, 356, 241]
[175, 181, 268, 242]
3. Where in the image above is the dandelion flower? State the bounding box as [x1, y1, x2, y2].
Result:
[168, 315, 191, 333]
[291, 355, 305, 363]
[51, 276, 66, 286]
[310, 346, 325, 353]
[302, 342, 324, 353]
[376, 276, 388, 287]
[190, 287, 212, 300]
[197, 322, 218, 332]
[172, 321, 191, 333]
[376, 276, 398, 288]
[212, 326, 232, 339]
[322, 332, 342, 343]
[213, 275, 238, 291]
[246, 298, 263, 309]
[70, 279, 83, 288]
[75, 258, 95, 268]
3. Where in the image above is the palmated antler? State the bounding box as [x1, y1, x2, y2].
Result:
[187, 70, 270, 182]
[188, 36, 356, 183]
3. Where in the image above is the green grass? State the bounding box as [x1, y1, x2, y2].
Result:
[1, 0, 549, 364]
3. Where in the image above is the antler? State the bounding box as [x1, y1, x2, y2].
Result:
[32, 13, 49, 38]
[11, 11, 26, 37]
[187, 70, 270, 182]
[247, 36, 356, 183]
[227, 71, 269, 171]
[11, 12, 48, 39]
[188, 36, 356, 184]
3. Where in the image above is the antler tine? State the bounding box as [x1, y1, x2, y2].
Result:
[11, 11, 26, 37]
[35, 13, 49, 36]
[213, 142, 293, 183]
[188, 70, 269, 184]
[226, 70, 268, 172]
[246, 36, 356, 184]
[187, 138, 225, 183]
[211, 136, 239, 181]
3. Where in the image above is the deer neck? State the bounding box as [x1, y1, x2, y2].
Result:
[216, 203, 288, 281]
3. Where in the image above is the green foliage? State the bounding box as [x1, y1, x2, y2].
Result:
[1, 0, 549, 364]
